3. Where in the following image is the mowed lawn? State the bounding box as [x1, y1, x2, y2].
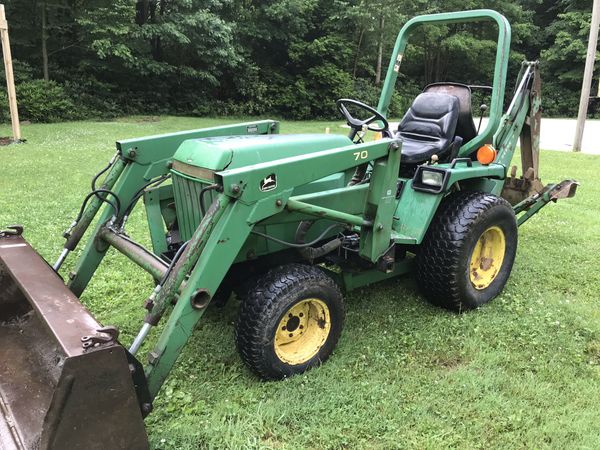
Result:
[1, 116, 599, 449]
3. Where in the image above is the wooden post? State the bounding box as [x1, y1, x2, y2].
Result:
[573, 0, 600, 152]
[0, 4, 21, 142]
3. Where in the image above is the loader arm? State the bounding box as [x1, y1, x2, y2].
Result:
[64, 120, 279, 296]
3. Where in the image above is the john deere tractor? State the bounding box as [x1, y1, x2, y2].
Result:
[0, 9, 577, 449]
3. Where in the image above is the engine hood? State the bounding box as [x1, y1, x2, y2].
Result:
[171, 134, 352, 180]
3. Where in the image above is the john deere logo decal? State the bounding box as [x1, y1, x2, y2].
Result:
[260, 174, 277, 192]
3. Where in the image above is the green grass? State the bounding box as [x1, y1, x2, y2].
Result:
[1, 116, 600, 449]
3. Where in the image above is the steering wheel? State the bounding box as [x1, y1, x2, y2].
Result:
[336, 98, 389, 134]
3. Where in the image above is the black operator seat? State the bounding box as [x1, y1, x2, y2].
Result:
[396, 92, 461, 164]
[423, 82, 478, 145]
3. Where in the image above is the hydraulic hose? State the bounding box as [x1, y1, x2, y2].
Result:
[54, 155, 128, 272]
[74, 189, 121, 224]
[348, 163, 369, 186]
[250, 223, 344, 249]
[294, 220, 342, 262]
[199, 184, 221, 216]
[118, 175, 171, 229]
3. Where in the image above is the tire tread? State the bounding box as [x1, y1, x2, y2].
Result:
[235, 263, 344, 379]
[416, 191, 516, 311]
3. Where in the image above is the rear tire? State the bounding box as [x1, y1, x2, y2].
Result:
[235, 264, 344, 380]
[416, 191, 517, 311]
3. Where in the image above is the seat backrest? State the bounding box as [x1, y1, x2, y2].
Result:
[423, 83, 477, 144]
[398, 92, 459, 144]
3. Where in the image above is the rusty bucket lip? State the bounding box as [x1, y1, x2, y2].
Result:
[0, 234, 109, 357]
[0, 234, 150, 450]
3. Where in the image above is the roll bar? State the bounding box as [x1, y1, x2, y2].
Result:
[377, 9, 512, 156]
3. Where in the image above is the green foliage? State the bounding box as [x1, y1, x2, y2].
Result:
[542, 82, 582, 118]
[16, 80, 75, 122]
[0, 60, 36, 85]
[63, 77, 121, 119]
[0, 60, 38, 121]
[353, 77, 415, 117]
[0, 90, 8, 123]
[305, 63, 355, 118]
[540, 6, 598, 116]
[0, 0, 594, 120]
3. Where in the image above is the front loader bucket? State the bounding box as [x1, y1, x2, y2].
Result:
[0, 234, 148, 450]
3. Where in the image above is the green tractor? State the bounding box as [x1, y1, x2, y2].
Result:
[0, 9, 577, 449]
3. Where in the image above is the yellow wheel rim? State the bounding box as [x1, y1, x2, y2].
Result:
[469, 226, 506, 290]
[274, 298, 331, 365]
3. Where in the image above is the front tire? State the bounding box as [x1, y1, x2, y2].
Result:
[416, 191, 518, 311]
[235, 264, 344, 380]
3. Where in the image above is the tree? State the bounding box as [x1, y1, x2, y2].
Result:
[539, 0, 598, 115]
[0, 0, 593, 121]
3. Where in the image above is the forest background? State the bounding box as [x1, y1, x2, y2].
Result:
[1, 0, 596, 122]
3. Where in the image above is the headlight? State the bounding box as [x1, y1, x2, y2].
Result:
[421, 170, 444, 187]
[412, 167, 448, 194]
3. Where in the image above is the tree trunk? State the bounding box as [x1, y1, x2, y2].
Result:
[375, 15, 384, 85]
[424, 36, 430, 85]
[136, 0, 150, 25]
[41, 1, 49, 81]
[353, 27, 365, 79]
[149, 1, 160, 60]
[434, 45, 441, 82]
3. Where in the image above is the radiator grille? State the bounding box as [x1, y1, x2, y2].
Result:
[171, 171, 216, 241]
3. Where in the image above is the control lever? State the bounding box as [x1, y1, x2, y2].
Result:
[477, 104, 488, 134]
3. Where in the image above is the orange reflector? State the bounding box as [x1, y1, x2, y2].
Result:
[477, 144, 497, 165]
[374, 132, 383, 140]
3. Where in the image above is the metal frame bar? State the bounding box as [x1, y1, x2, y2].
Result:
[99, 227, 168, 281]
[286, 198, 372, 227]
[143, 184, 174, 256]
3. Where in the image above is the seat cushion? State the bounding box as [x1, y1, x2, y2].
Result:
[396, 92, 460, 164]
[424, 83, 478, 144]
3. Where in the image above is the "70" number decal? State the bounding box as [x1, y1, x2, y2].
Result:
[353, 150, 369, 161]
